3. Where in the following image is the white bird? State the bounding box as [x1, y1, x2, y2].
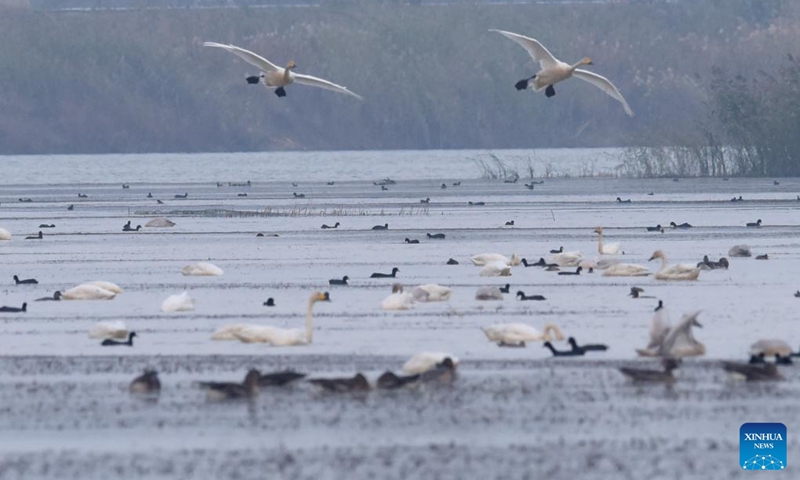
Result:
[381, 284, 415, 311]
[659, 311, 705, 358]
[402, 352, 459, 375]
[203, 42, 363, 100]
[211, 291, 330, 346]
[86, 281, 123, 294]
[62, 284, 116, 300]
[728, 244, 752, 257]
[145, 217, 176, 228]
[602, 263, 650, 277]
[491, 29, 634, 116]
[88, 320, 128, 340]
[181, 262, 223, 276]
[594, 227, 623, 255]
[0, 228, 11, 240]
[750, 339, 797, 360]
[551, 251, 583, 267]
[475, 286, 504, 300]
[582, 257, 622, 270]
[471, 253, 520, 266]
[649, 250, 700, 280]
[411, 284, 452, 302]
[161, 291, 195, 312]
[479, 261, 512, 277]
[636, 300, 671, 357]
[482, 322, 565, 347]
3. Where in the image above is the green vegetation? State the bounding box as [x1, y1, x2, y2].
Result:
[0, 0, 797, 162]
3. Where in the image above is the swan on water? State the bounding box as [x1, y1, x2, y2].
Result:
[204, 42, 363, 100]
[411, 284, 452, 302]
[482, 322, 565, 347]
[471, 253, 520, 266]
[161, 291, 195, 312]
[145, 218, 176, 228]
[381, 284, 415, 311]
[551, 251, 583, 267]
[602, 263, 650, 277]
[402, 352, 460, 375]
[182, 262, 224, 276]
[649, 250, 700, 280]
[62, 284, 117, 300]
[0, 228, 10, 240]
[88, 320, 128, 340]
[594, 227, 623, 255]
[479, 261, 512, 277]
[491, 29, 634, 116]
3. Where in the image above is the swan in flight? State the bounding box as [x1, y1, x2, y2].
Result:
[658, 311, 705, 357]
[593, 227, 623, 255]
[649, 250, 700, 280]
[211, 291, 329, 346]
[490, 30, 634, 116]
[203, 42, 363, 100]
[482, 322, 564, 347]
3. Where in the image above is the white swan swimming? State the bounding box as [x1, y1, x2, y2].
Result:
[62, 284, 117, 300]
[402, 352, 459, 375]
[471, 253, 520, 266]
[728, 244, 752, 257]
[649, 250, 700, 280]
[475, 286, 504, 300]
[491, 29, 634, 116]
[88, 320, 128, 339]
[551, 251, 583, 267]
[381, 284, 415, 311]
[161, 291, 195, 312]
[211, 291, 330, 345]
[636, 301, 671, 357]
[594, 227, 623, 255]
[482, 322, 564, 347]
[181, 262, 224, 276]
[203, 42, 363, 100]
[602, 263, 650, 277]
[411, 284, 452, 302]
[479, 261, 512, 277]
[145, 217, 176, 228]
[86, 281, 123, 294]
[0, 228, 11, 241]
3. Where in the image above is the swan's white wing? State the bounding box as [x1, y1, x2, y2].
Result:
[659, 311, 703, 357]
[292, 73, 363, 100]
[203, 42, 280, 73]
[490, 29, 559, 69]
[572, 69, 634, 116]
[646, 309, 671, 349]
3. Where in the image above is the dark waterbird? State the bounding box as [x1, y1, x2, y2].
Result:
[505, 220, 515, 226]
[122, 184, 130, 189]
[670, 222, 692, 229]
[237, 193, 248, 197]
[0, 303, 27, 313]
[174, 193, 188, 199]
[147, 192, 153, 198]
[308, 373, 370, 392]
[499, 284, 510, 293]
[77, 193, 87, 198]
[543, 341, 583, 357]
[372, 223, 389, 231]
[156, 200, 164, 204]
[13, 275, 37, 285]
[441, 183, 447, 189]
[746, 219, 762, 228]
[420, 358, 457, 384]
[25, 231, 43, 240]
[427, 233, 445, 239]
[377, 371, 420, 389]
[646, 224, 663, 232]
[404, 238, 420, 244]
[102, 332, 136, 346]
[420, 197, 431, 204]
[468, 201, 485, 206]
[558, 267, 582, 276]
[568, 337, 608, 354]
[446, 258, 459, 265]
[36, 291, 62, 301]
[628, 287, 654, 299]
[524, 183, 535, 189]
[616, 197, 632, 203]
[38, 224, 55, 228]
[381, 185, 389, 191]
[258, 370, 306, 387]
[123, 225, 142, 232]
[67, 205, 74, 210]
[371, 267, 399, 278]
[321, 222, 340, 229]
[130, 370, 161, 394]
[619, 358, 680, 383]
[795, 291, 800, 298]
[722, 361, 783, 381]
[756, 254, 769, 260]
[263, 298, 275, 307]
[327, 181, 335, 185]
[697, 256, 729, 270]
[516, 290, 545, 301]
[522, 257, 557, 268]
[19, 198, 32, 202]
[196, 369, 261, 400]
[549, 246, 563, 254]
[329, 276, 349, 286]
[452, 182, 461, 186]
[293, 192, 305, 198]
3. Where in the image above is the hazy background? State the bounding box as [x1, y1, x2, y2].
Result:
[0, 0, 797, 163]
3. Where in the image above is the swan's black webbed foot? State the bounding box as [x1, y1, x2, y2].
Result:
[545, 85, 556, 98]
[246, 76, 260, 85]
[515, 75, 535, 91]
[275, 87, 287, 98]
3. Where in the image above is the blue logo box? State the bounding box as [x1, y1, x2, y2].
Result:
[740, 423, 787, 471]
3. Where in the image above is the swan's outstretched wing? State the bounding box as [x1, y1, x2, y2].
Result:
[646, 309, 671, 350]
[490, 30, 559, 69]
[659, 311, 704, 357]
[203, 42, 280, 73]
[292, 73, 364, 100]
[572, 69, 634, 116]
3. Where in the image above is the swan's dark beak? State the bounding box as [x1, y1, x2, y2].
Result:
[587, 61, 594, 65]
[693, 319, 702, 328]
[648, 255, 655, 261]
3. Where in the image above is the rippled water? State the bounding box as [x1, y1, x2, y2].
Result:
[0, 150, 798, 479]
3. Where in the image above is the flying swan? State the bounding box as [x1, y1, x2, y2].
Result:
[490, 29, 634, 116]
[203, 42, 363, 100]
[211, 291, 330, 346]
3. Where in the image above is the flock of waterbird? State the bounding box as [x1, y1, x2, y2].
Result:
[202, 30, 636, 116]
[2, 176, 799, 399]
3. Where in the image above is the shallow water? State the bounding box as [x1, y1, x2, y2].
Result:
[0, 150, 799, 479]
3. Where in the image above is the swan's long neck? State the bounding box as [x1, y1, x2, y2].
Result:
[596, 232, 604, 254]
[658, 255, 668, 271]
[282, 67, 292, 83]
[543, 323, 564, 341]
[570, 60, 586, 71]
[305, 298, 316, 343]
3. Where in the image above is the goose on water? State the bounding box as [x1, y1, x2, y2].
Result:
[371, 267, 400, 278]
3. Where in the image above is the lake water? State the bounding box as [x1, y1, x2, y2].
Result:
[0, 149, 799, 479]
